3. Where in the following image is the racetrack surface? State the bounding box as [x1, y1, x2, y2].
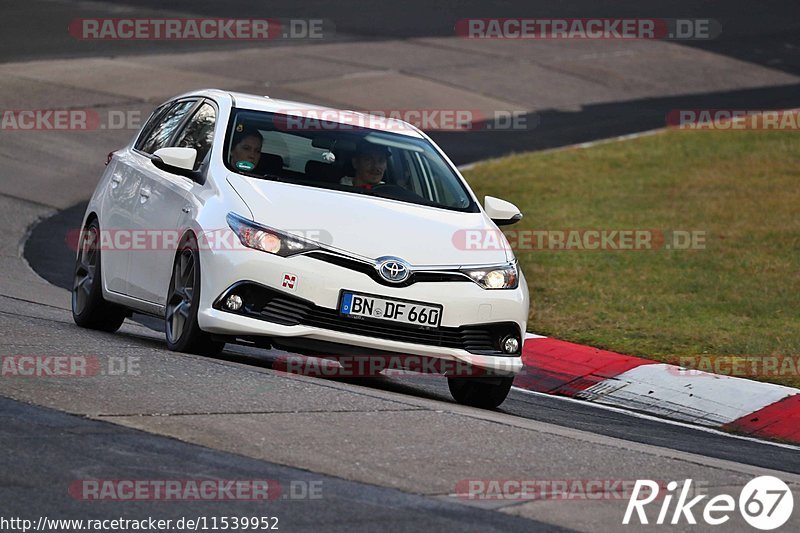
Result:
[22, 201, 800, 474]
[1, 397, 565, 533]
[2, 285, 798, 531]
[3, 1, 800, 530]
[4, 0, 799, 76]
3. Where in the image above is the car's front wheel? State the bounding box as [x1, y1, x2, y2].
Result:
[448, 376, 514, 409]
[71, 218, 127, 332]
[165, 235, 224, 356]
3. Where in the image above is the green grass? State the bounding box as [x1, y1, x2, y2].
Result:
[463, 129, 800, 388]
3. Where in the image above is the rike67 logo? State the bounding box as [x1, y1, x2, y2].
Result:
[624, 476, 794, 529]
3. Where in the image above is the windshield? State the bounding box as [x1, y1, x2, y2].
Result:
[225, 109, 478, 212]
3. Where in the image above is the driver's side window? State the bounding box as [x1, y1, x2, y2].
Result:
[175, 102, 216, 170]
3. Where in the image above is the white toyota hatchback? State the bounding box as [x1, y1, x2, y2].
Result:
[72, 89, 528, 407]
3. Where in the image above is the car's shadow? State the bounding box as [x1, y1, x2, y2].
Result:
[113, 325, 467, 406]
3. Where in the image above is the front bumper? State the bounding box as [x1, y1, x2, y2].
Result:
[197, 246, 528, 375]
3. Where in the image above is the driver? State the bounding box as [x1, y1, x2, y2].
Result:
[340, 141, 391, 190]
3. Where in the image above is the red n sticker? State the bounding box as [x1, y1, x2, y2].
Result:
[282, 273, 297, 290]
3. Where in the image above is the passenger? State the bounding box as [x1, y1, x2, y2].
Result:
[230, 127, 263, 171]
[340, 141, 391, 189]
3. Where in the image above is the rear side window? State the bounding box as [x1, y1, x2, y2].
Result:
[136, 100, 196, 155]
[175, 102, 216, 169]
[135, 104, 170, 149]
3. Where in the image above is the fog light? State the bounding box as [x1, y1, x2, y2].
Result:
[225, 294, 243, 311]
[502, 336, 520, 354]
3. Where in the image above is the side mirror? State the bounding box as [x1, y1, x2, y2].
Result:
[152, 147, 198, 178]
[484, 196, 523, 226]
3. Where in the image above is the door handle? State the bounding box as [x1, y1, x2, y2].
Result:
[181, 205, 191, 214]
[139, 187, 151, 203]
[111, 175, 122, 188]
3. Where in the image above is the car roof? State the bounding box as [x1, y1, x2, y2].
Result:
[184, 89, 425, 139]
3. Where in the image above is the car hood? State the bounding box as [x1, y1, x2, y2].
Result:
[227, 174, 510, 266]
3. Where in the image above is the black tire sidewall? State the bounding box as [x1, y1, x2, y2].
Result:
[72, 219, 125, 331]
[448, 376, 513, 409]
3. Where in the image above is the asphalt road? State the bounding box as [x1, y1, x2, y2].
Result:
[2, 287, 798, 532]
[1, 397, 565, 532]
[3, 1, 800, 531]
[3, 0, 799, 76]
[3, 1, 799, 164]
[23, 201, 800, 475]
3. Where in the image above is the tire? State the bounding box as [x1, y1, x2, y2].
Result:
[165, 235, 225, 356]
[71, 218, 127, 332]
[448, 376, 514, 409]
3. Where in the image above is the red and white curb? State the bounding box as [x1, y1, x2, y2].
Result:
[515, 334, 800, 444]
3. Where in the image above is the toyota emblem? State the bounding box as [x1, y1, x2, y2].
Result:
[376, 257, 411, 283]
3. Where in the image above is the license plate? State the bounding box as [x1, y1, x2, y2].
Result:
[339, 291, 442, 328]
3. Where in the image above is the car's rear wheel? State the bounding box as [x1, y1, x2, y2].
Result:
[448, 376, 514, 409]
[71, 218, 127, 332]
[165, 236, 224, 356]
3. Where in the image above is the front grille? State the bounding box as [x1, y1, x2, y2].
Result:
[304, 251, 469, 287]
[214, 282, 519, 355]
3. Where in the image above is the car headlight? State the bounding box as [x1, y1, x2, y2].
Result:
[226, 212, 319, 257]
[462, 262, 519, 289]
